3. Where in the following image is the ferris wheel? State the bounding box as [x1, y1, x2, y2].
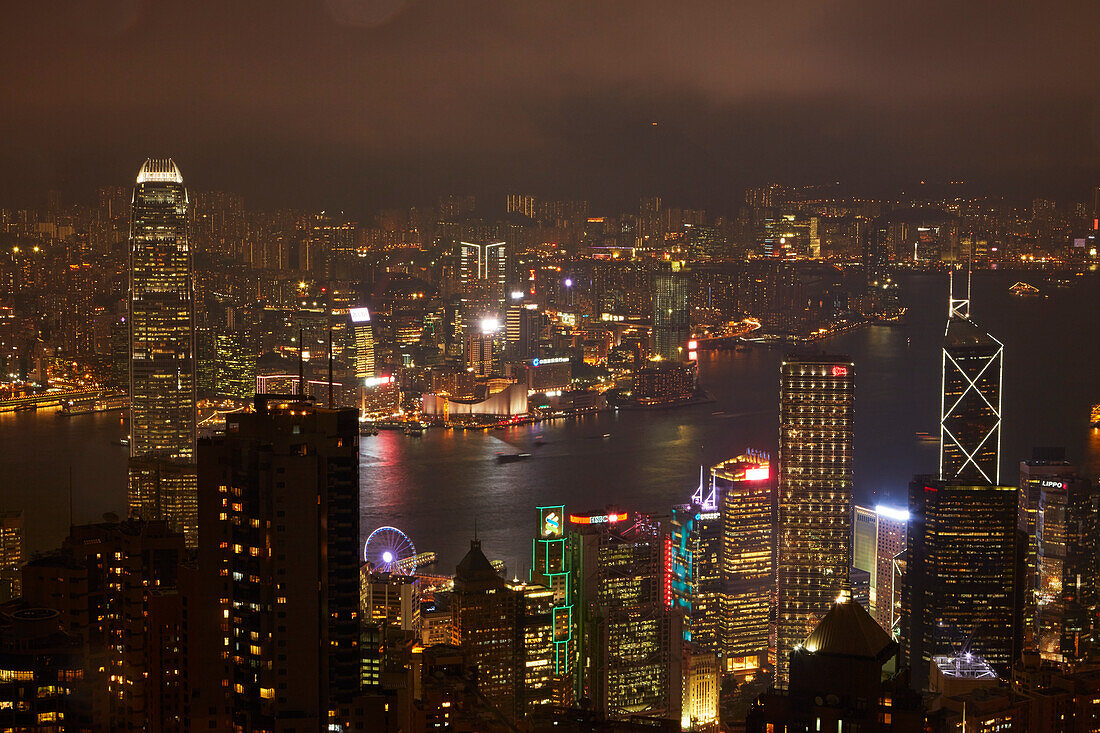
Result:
[364, 526, 417, 574]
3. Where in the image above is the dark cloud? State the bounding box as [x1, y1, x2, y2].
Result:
[1, 1, 1098, 211]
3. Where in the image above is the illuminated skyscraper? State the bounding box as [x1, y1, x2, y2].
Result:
[1017, 451, 1098, 663]
[505, 301, 541, 360]
[940, 271, 1003, 485]
[465, 332, 495, 376]
[572, 511, 682, 720]
[852, 506, 878, 592]
[715, 454, 774, 676]
[215, 330, 257, 401]
[1035, 473, 1097, 664]
[852, 504, 908, 632]
[653, 261, 691, 360]
[127, 158, 197, 544]
[128, 158, 196, 461]
[531, 506, 576, 706]
[776, 355, 854, 688]
[873, 506, 908, 636]
[1018, 447, 1076, 636]
[360, 570, 420, 688]
[903, 476, 1021, 691]
[459, 240, 506, 298]
[349, 306, 376, 379]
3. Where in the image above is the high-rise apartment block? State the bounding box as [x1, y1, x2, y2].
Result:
[0, 511, 23, 603]
[19, 519, 187, 732]
[777, 355, 854, 687]
[194, 395, 360, 731]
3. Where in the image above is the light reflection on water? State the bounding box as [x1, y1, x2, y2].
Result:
[1, 272, 1097, 577]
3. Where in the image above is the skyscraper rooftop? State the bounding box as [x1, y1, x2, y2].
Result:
[135, 157, 183, 184]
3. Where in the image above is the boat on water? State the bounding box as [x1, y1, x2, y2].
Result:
[496, 452, 531, 464]
[404, 422, 425, 437]
[916, 431, 939, 443]
[1009, 281, 1040, 296]
[59, 392, 128, 416]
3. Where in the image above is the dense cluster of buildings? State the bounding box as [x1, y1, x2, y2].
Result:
[2, 164, 1100, 731]
[5, 171, 1098, 424]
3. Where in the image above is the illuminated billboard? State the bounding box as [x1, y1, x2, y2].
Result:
[539, 506, 564, 538]
[349, 307, 371, 323]
[569, 512, 628, 525]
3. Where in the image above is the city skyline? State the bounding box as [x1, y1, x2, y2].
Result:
[2, 5, 1100, 729]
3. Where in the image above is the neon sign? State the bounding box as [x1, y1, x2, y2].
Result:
[744, 467, 770, 481]
[542, 510, 561, 537]
[532, 357, 570, 367]
[832, 365, 848, 377]
[569, 512, 627, 525]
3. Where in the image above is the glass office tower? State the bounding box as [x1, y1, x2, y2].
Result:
[127, 158, 197, 545]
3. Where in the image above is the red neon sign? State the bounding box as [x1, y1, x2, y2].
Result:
[569, 512, 628, 525]
[832, 366, 848, 377]
[663, 535, 673, 609]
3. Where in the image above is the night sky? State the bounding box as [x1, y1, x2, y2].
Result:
[3, 1, 1100, 212]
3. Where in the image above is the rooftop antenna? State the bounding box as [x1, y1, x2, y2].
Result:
[327, 328, 334, 408]
[297, 328, 305, 396]
[948, 268, 970, 320]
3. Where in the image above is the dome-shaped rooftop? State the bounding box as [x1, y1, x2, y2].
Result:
[802, 599, 893, 659]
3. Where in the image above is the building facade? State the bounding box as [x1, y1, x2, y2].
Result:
[652, 261, 690, 360]
[194, 395, 361, 731]
[127, 158, 197, 545]
[904, 476, 1021, 691]
[776, 355, 854, 687]
[939, 274, 1003, 485]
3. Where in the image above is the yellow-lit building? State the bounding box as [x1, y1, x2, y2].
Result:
[776, 356, 854, 688]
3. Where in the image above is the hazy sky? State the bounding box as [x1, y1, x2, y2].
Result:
[3, 1, 1100, 213]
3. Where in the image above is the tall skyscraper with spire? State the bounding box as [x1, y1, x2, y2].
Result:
[939, 268, 1003, 485]
[127, 158, 198, 545]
